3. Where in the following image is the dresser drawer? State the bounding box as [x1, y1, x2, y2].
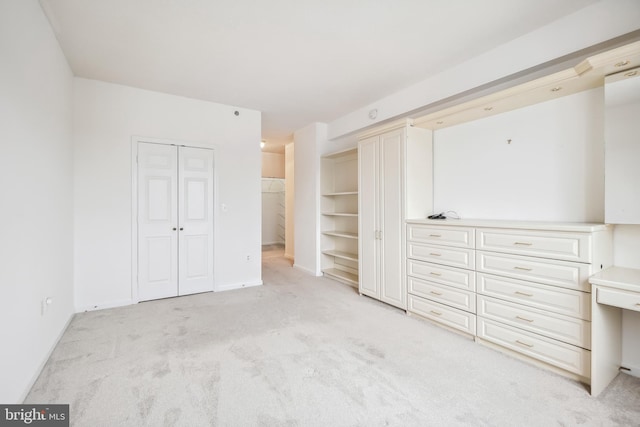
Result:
[596, 287, 640, 312]
[476, 228, 591, 263]
[477, 318, 590, 377]
[408, 277, 476, 313]
[477, 252, 591, 292]
[407, 259, 476, 291]
[477, 295, 590, 348]
[408, 243, 475, 270]
[407, 224, 474, 248]
[408, 294, 476, 336]
[477, 273, 590, 320]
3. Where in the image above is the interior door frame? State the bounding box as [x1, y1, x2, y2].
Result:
[130, 136, 217, 303]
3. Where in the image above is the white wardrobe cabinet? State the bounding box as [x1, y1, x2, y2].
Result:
[358, 123, 433, 309]
[136, 142, 214, 302]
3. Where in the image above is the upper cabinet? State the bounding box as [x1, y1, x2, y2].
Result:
[605, 68, 640, 224]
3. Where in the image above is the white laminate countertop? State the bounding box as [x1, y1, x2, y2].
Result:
[405, 218, 610, 232]
[589, 266, 640, 293]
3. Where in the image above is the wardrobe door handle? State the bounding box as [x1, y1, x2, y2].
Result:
[172, 227, 177, 231]
[180, 227, 184, 231]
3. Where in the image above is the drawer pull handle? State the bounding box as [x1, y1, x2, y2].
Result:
[430, 234, 442, 237]
[515, 340, 534, 348]
[430, 272, 442, 276]
[635, 303, 640, 307]
[430, 291, 442, 296]
[516, 315, 534, 323]
[430, 253, 442, 256]
[514, 242, 533, 246]
[430, 310, 442, 316]
[514, 266, 532, 271]
[515, 291, 533, 297]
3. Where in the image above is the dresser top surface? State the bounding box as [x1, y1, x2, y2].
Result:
[406, 218, 610, 232]
[589, 266, 640, 293]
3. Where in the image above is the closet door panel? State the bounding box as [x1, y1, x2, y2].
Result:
[138, 143, 178, 301]
[178, 146, 215, 295]
[380, 130, 405, 309]
[359, 136, 379, 298]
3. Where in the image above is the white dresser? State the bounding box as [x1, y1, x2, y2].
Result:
[406, 219, 612, 385]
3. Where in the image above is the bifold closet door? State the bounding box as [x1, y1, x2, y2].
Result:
[178, 146, 214, 296]
[137, 143, 214, 302]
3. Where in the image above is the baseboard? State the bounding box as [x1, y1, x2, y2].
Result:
[293, 263, 320, 276]
[19, 312, 74, 403]
[76, 298, 133, 312]
[215, 280, 263, 292]
[621, 363, 640, 378]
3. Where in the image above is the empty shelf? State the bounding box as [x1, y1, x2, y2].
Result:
[321, 212, 358, 217]
[323, 230, 358, 239]
[322, 250, 358, 262]
[322, 191, 358, 196]
[323, 268, 358, 286]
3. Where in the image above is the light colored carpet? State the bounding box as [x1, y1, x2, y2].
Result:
[26, 248, 640, 426]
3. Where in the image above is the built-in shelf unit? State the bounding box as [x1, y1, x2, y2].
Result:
[321, 147, 359, 287]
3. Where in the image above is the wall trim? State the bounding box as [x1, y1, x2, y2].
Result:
[215, 280, 263, 292]
[293, 263, 321, 277]
[19, 313, 74, 403]
[76, 299, 134, 312]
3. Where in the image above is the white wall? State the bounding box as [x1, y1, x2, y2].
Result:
[262, 152, 285, 178]
[434, 88, 604, 222]
[293, 123, 326, 275]
[285, 143, 295, 260]
[73, 78, 262, 309]
[328, 0, 640, 139]
[0, 0, 74, 402]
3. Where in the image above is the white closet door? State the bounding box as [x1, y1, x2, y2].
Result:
[178, 146, 214, 295]
[138, 143, 178, 301]
[359, 136, 379, 298]
[380, 130, 405, 308]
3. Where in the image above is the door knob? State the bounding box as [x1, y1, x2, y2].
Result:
[180, 227, 184, 231]
[172, 227, 177, 231]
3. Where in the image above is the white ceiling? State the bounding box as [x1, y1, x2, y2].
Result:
[40, 0, 599, 150]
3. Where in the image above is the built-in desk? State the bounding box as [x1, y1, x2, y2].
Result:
[589, 266, 640, 396]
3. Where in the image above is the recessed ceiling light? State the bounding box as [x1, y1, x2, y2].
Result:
[551, 87, 562, 92]
[615, 60, 630, 67]
[625, 70, 638, 77]
[260, 140, 266, 149]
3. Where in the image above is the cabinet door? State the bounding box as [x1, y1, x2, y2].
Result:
[380, 129, 406, 309]
[358, 136, 379, 298]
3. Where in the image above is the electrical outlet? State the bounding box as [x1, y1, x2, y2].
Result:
[41, 297, 53, 316]
[246, 255, 251, 261]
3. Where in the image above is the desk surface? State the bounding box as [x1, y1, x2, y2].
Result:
[589, 266, 640, 293]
